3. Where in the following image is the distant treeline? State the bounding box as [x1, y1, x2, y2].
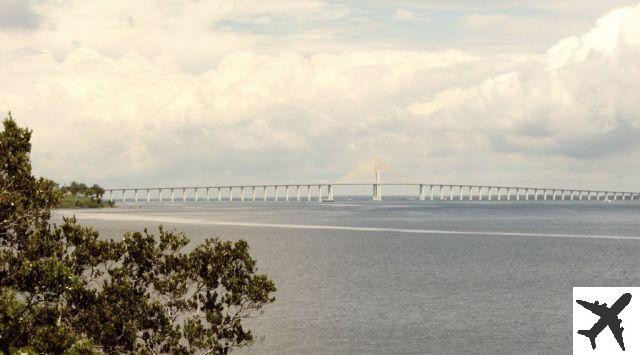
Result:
[58, 181, 114, 208]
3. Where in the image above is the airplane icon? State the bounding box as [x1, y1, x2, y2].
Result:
[576, 293, 631, 351]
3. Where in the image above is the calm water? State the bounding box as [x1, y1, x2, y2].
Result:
[54, 199, 640, 354]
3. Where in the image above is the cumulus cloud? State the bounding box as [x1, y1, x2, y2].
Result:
[2, 1, 640, 190]
[0, 0, 41, 30]
[408, 2, 640, 188]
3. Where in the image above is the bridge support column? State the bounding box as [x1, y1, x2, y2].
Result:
[195, 188, 199, 202]
[307, 186, 312, 202]
[328, 185, 334, 201]
[229, 187, 233, 202]
[419, 185, 425, 201]
[297, 186, 301, 202]
[449, 186, 454, 200]
[459, 186, 463, 201]
[439, 186, 444, 200]
[122, 190, 126, 202]
[182, 188, 186, 202]
[158, 189, 163, 202]
[264, 187, 268, 202]
[206, 188, 210, 202]
[171, 189, 175, 202]
[218, 188, 222, 202]
[318, 185, 323, 203]
[134, 189, 139, 203]
[274, 186, 278, 202]
[108, 190, 113, 202]
[241, 187, 245, 202]
[430, 185, 434, 201]
[372, 183, 382, 201]
[488, 187, 492, 201]
[498, 188, 502, 201]
[253, 187, 256, 202]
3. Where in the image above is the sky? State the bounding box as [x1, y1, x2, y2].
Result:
[2, 0, 640, 190]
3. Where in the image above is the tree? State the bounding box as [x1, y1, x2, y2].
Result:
[0, 114, 276, 354]
[89, 184, 105, 199]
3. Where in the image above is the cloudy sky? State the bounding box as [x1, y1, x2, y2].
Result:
[2, 0, 640, 190]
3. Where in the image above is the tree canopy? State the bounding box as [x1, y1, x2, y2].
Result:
[0, 113, 276, 354]
[60, 182, 105, 199]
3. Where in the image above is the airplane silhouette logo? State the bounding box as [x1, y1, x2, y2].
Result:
[576, 293, 631, 351]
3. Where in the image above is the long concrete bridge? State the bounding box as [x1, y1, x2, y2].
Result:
[104, 183, 640, 203]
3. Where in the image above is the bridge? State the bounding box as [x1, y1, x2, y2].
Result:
[104, 159, 639, 203]
[104, 183, 639, 203]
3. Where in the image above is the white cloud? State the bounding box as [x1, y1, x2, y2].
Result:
[394, 9, 416, 21]
[408, 2, 640, 188]
[2, 1, 640, 190]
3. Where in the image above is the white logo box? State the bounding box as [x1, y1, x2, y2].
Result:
[573, 287, 640, 354]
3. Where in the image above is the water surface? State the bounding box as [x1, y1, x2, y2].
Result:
[54, 199, 640, 354]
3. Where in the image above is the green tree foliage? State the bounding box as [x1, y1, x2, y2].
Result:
[60, 182, 105, 199]
[0, 114, 276, 354]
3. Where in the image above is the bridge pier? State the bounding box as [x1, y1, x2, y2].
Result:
[318, 185, 323, 202]
[372, 183, 382, 201]
[195, 188, 199, 202]
[252, 187, 257, 202]
[297, 186, 301, 202]
[285, 186, 290, 202]
[328, 185, 335, 201]
[419, 184, 425, 201]
[264, 187, 268, 202]
[182, 188, 186, 202]
[229, 187, 233, 202]
[241, 187, 245, 202]
[274, 186, 278, 202]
